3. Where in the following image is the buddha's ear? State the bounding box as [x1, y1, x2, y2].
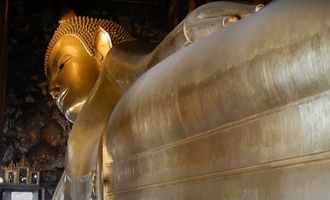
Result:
[60, 8, 76, 21]
[95, 27, 112, 64]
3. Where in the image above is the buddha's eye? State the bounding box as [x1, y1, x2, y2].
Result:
[58, 56, 71, 71]
[59, 63, 65, 71]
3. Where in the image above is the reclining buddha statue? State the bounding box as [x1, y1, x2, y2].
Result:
[46, 0, 330, 199]
[46, 2, 261, 199]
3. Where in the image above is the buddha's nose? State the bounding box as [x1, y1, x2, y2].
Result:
[48, 84, 62, 99]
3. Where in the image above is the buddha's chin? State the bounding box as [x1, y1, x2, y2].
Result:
[64, 109, 78, 123]
[55, 101, 78, 123]
[55, 89, 87, 123]
[63, 100, 87, 123]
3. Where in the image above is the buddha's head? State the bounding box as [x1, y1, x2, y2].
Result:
[45, 15, 132, 122]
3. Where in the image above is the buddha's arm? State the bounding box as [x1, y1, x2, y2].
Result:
[91, 2, 260, 92]
[182, 2, 259, 44]
[147, 2, 260, 67]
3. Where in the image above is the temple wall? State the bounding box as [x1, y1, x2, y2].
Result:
[0, 0, 7, 126]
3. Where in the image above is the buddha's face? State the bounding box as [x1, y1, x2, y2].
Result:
[47, 35, 100, 122]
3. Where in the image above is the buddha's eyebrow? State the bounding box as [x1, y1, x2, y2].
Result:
[61, 55, 72, 64]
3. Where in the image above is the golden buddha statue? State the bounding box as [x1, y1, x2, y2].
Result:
[45, 0, 330, 200]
